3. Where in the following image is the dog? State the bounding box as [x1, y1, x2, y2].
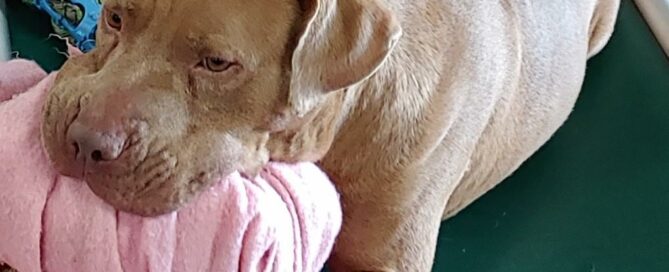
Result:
[41, 0, 620, 270]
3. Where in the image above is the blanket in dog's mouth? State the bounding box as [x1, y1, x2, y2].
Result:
[0, 59, 341, 272]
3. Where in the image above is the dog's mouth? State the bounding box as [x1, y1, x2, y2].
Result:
[78, 136, 253, 216]
[56, 129, 227, 216]
[42, 111, 206, 216]
[84, 165, 218, 217]
[43, 120, 252, 216]
[40, 80, 222, 216]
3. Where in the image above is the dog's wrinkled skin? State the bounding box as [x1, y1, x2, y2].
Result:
[41, 0, 620, 270]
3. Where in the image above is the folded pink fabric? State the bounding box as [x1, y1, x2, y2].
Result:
[0, 59, 341, 272]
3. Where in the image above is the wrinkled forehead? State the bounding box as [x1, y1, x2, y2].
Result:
[104, 0, 300, 56]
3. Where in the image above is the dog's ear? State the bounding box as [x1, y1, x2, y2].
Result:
[288, 0, 402, 116]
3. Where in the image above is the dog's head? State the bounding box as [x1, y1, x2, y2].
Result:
[41, 0, 401, 216]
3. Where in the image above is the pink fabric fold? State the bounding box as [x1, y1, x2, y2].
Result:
[0, 59, 341, 272]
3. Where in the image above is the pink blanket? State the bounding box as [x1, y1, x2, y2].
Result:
[0, 59, 341, 272]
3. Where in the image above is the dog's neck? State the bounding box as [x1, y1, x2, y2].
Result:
[267, 88, 351, 162]
[267, 51, 406, 163]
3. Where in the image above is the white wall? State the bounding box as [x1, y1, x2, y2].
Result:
[0, 0, 11, 61]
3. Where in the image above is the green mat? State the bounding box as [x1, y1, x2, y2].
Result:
[7, 1, 669, 271]
[7, 0, 66, 71]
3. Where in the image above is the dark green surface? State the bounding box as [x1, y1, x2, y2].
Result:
[7, 0, 66, 71]
[7, 1, 669, 271]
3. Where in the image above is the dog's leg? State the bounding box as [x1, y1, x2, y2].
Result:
[325, 143, 464, 272]
[325, 178, 447, 271]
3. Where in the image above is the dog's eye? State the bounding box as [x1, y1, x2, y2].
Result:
[105, 10, 123, 30]
[202, 57, 234, 72]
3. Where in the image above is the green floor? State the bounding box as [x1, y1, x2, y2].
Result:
[7, 1, 669, 271]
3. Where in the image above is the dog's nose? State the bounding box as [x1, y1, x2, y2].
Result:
[66, 121, 127, 162]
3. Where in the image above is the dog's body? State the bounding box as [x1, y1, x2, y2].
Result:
[41, 0, 620, 271]
[314, 1, 620, 270]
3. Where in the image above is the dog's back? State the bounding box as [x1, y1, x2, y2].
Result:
[433, 0, 621, 218]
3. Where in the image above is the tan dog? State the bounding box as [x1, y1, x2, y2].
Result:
[41, 0, 620, 270]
